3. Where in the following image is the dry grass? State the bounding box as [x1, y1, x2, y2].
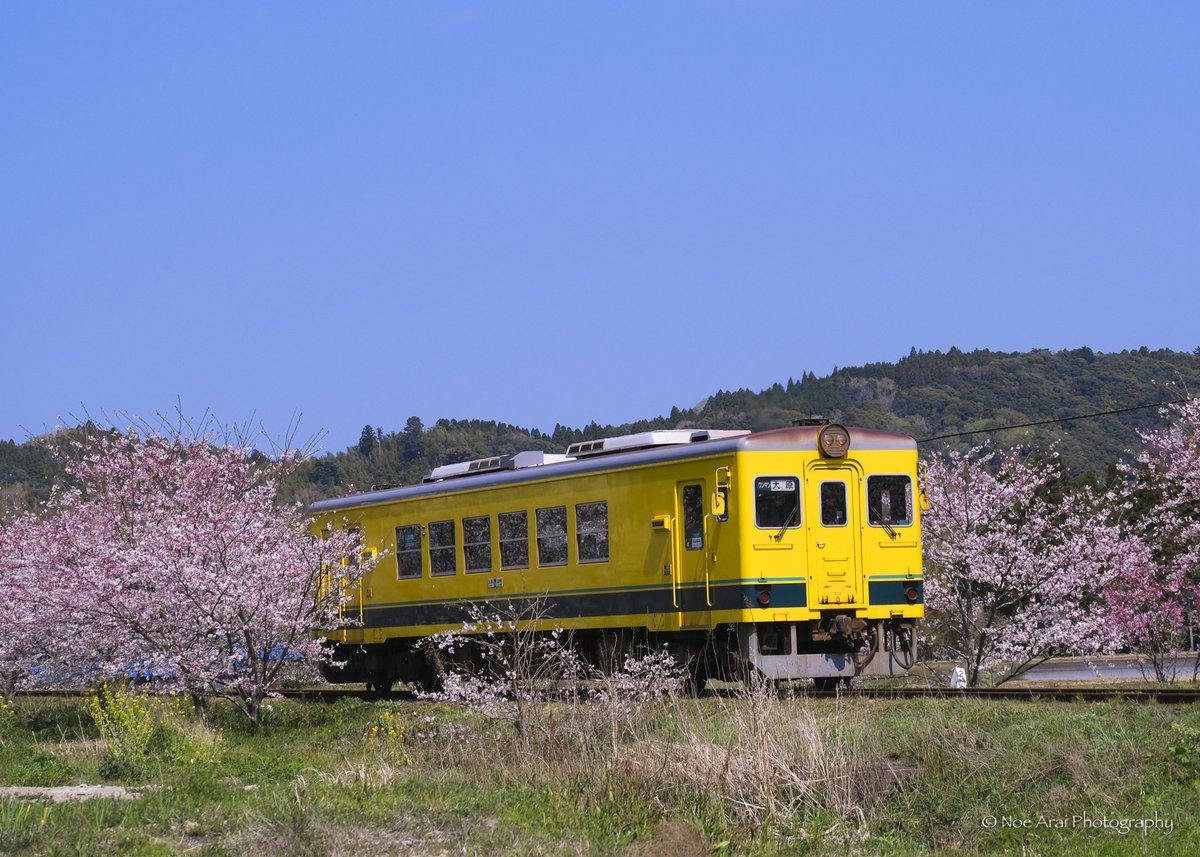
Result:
[609, 690, 898, 832]
[622, 820, 709, 857]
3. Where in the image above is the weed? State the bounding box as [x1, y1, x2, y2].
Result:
[87, 683, 159, 778]
[0, 697, 18, 746]
[243, 783, 329, 857]
[1168, 720, 1200, 787]
[10, 749, 74, 786]
[148, 709, 224, 767]
[0, 799, 50, 852]
[362, 704, 409, 765]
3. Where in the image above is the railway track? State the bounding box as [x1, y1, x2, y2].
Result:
[822, 685, 1200, 704]
[15, 685, 1200, 704]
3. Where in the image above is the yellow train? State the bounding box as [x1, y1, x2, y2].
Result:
[310, 421, 923, 691]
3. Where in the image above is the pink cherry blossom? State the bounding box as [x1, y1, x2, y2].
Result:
[922, 444, 1126, 686]
[1105, 398, 1200, 681]
[3, 430, 374, 727]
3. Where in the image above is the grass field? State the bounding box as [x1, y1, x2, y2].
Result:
[0, 687, 1197, 856]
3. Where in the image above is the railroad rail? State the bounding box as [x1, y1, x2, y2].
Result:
[822, 685, 1200, 704]
[14, 685, 1200, 704]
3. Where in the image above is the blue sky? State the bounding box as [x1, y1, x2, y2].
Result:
[3, 3, 1198, 451]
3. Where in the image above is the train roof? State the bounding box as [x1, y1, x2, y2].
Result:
[307, 424, 916, 515]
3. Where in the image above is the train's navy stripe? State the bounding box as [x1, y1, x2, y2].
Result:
[355, 582, 762, 628]
[349, 576, 921, 629]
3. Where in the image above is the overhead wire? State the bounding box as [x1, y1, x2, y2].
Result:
[917, 397, 1193, 444]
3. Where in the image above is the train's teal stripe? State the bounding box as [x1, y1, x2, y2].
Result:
[867, 578, 923, 606]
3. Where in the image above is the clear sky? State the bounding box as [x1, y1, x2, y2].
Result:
[3, 3, 1198, 451]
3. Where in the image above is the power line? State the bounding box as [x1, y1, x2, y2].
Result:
[917, 398, 1193, 444]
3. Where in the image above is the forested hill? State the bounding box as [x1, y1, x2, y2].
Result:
[3, 348, 1198, 514]
[280, 347, 1200, 503]
[689, 346, 1200, 476]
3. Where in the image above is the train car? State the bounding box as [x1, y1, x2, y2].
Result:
[309, 421, 922, 691]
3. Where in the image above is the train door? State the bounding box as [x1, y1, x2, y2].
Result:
[804, 462, 864, 608]
[676, 481, 710, 623]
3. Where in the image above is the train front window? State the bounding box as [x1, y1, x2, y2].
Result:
[755, 477, 800, 529]
[395, 524, 422, 578]
[499, 511, 529, 570]
[536, 506, 568, 567]
[463, 515, 492, 573]
[576, 501, 609, 563]
[820, 482, 848, 527]
[868, 475, 913, 527]
[429, 520, 457, 575]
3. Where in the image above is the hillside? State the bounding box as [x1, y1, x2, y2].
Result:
[4, 347, 1198, 513]
[689, 346, 1200, 477]
[282, 347, 1200, 503]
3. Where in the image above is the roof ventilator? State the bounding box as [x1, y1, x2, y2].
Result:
[566, 429, 749, 458]
[424, 451, 569, 482]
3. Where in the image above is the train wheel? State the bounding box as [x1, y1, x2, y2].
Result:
[413, 648, 447, 693]
[365, 675, 395, 697]
[812, 676, 850, 692]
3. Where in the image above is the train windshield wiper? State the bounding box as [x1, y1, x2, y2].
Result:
[774, 506, 798, 541]
[871, 503, 898, 538]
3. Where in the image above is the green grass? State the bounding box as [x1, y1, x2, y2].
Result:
[0, 692, 1196, 855]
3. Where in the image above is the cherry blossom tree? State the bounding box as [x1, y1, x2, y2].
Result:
[0, 513, 102, 696]
[42, 430, 374, 728]
[1106, 398, 1200, 681]
[921, 444, 1125, 686]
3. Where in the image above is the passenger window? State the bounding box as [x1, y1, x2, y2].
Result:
[536, 506, 568, 567]
[463, 515, 492, 573]
[429, 520, 457, 575]
[820, 482, 848, 527]
[499, 511, 529, 570]
[755, 477, 800, 529]
[395, 524, 422, 578]
[682, 485, 704, 551]
[868, 476, 913, 527]
[576, 501, 609, 563]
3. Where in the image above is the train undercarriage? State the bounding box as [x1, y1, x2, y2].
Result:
[321, 616, 918, 694]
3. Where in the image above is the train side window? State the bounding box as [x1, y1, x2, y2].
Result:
[820, 482, 848, 527]
[682, 485, 704, 550]
[536, 506, 568, 567]
[395, 524, 423, 578]
[868, 475, 913, 527]
[499, 511, 529, 570]
[429, 520, 457, 575]
[755, 477, 800, 529]
[576, 501, 609, 563]
[463, 515, 492, 573]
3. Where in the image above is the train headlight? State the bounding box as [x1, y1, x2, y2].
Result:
[758, 589, 771, 606]
[818, 424, 850, 458]
[905, 586, 919, 602]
